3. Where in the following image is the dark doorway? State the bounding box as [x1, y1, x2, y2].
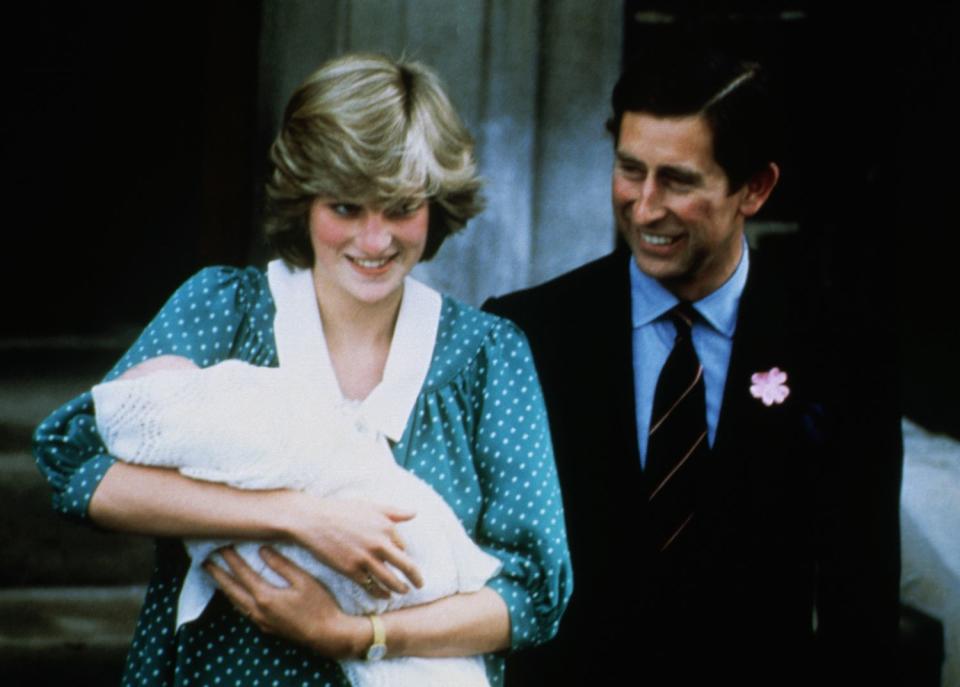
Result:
[3, 2, 261, 338]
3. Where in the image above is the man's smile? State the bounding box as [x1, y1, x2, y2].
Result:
[640, 232, 681, 246]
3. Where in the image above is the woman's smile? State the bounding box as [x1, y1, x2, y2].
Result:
[347, 255, 395, 270]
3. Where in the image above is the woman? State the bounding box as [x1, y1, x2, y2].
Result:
[33, 53, 571, 687]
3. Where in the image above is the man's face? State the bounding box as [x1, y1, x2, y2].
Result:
[612, 111, 766, 301]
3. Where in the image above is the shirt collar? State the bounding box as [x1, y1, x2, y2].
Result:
[267, 259, 441, 442]
[629, 238, 749, 337]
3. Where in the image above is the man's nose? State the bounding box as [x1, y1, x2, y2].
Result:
[631, 180, 667, 225]
[356, 212, 392, 253]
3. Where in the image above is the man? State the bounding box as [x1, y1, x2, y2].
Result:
[485, 49, 902, 685]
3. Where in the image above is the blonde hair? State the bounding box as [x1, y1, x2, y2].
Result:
[264, 53, 484, 266]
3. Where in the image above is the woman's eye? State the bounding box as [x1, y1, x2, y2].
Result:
[330, 203, 359, 217]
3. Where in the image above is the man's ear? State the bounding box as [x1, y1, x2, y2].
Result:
[739, 162, 780, 217]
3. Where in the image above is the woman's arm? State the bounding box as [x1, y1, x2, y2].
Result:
[90, 462, 292, 539]
[465, 318, 574, 650]
[90, 462, 423, 595]
[208, 546, 510, 659]
[380, 587, 509, 658]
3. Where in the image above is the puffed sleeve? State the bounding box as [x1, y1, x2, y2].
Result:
[469, 319, 573, 650]
[32, 266, 277, 523]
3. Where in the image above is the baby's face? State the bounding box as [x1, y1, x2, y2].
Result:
[119, 355, 199, 381]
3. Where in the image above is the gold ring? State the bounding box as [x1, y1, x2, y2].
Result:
[363, 575, 376, 590]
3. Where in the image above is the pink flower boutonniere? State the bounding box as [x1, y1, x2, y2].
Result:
[750, 367, 790, 406]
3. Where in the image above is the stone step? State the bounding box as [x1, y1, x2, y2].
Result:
[0, 450, 153, 587]
[0, 585, 143, 684]
[0, 343, 126, 440]
[1, 341, 154, 587]
[0, 343, 151, 682]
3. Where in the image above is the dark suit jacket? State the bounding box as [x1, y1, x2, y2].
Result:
[484, 242, 902, 686]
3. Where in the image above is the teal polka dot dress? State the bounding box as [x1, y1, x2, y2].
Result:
[33, 267, 572, 687]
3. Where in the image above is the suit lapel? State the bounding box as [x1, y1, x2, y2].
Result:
[604, 251, 644, 475]
[710, 248, 817, 530]
[565, 250, 644, 502]
[716, 250, 793, 452]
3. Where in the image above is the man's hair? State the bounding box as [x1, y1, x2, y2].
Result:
[607, 48, 780, 192]
[264, 52, 484, 267]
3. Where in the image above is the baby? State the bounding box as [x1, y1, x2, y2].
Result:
[92, 355, 501, 687]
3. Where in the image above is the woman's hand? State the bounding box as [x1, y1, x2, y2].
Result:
[281, 493, 424, 598]
[206, 547, 369, 659]
[208, 546, 511, 660]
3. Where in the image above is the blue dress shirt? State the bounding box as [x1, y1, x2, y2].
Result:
[629, 243, 749, 466]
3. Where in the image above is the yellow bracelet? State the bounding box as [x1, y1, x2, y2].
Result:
[365, 614, 387, 661]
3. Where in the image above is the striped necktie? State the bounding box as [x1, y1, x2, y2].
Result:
[646, 303, 708, 553]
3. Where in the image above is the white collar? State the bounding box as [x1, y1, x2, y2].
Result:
[267, 259, 441, 442]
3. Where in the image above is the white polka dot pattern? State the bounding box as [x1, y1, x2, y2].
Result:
[33, 266, 572, 687]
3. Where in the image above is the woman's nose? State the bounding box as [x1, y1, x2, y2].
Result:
[356, 212, 392, 253]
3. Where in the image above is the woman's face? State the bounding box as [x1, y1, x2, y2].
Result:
[308, 198, 429, 308]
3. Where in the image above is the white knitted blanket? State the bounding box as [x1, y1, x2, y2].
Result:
[90, 263, 501, 687]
